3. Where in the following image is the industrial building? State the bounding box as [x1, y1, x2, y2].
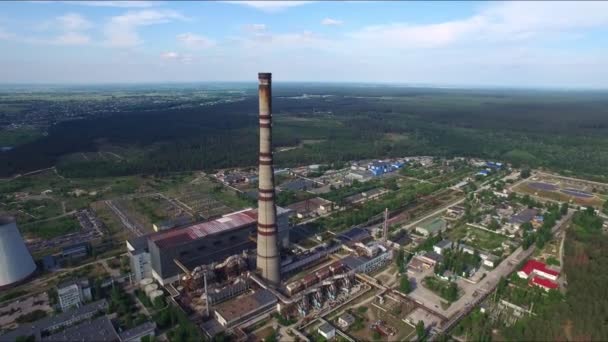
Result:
[509, 209, 539, 229]
[318, 323, 336, 340]
[517, 259, 559, 281]
[43, 315, 119, 342]
[415, 217, 447, 236]
[0, 300, 108, 341]
[127, 207, 292, 285]
[57, 278, 92, 311]
[213, 289, 277, 327]
[530, 276, 559, 291]
[368, 160, 404, 176]
[287, 197, 333, 219]
[0, 217, 37, 289]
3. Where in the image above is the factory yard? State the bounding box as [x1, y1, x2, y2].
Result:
[0, 292, 53, 331]
[513, 172, 607, 207]
[408, 245, 531, 319]
[318, 287, 416, 342]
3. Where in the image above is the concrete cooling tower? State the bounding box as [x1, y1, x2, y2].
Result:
[0, 217, 37, 289]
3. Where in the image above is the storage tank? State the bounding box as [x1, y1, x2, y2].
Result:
[149, 290, 164, 301]
[139, 278, 153, 289]
[144, 283, 158, 295]
[0, 217, 37, 289]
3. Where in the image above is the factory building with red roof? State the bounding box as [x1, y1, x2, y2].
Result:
[517, 259, 560, 291]
[530, 276, 559, 291]
[517, 259, 560, 281]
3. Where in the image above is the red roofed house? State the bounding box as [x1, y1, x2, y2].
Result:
[517, 259, 560, 281]
[530, 276, 559, 291]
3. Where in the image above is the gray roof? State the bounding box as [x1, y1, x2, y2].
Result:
[341, 255, 369, 270]
[43, 316, 119, 342]
[213, 290, 277, 323]
[118, 321, 156, 341]
[509, 208, 538, 224]
[57, 277, 89, 290]
[0, 299, 108, 341]
[318, 323, 335, 334]
[339, 313, 356, 324]
[423, 251, 444, 263]
[127, 235, 149, 252]
[280, 179, 315, 191]
[435, 239, 453, 249]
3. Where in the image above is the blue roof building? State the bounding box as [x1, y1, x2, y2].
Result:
[486, 161, 503, 169]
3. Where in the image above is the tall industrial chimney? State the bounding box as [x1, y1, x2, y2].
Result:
[256, 72, 280, 286]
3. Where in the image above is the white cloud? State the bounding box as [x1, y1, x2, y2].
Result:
[160, 51, 195, 64]
[244, 24, 267, 32]
[30, 1, 160, 8]
[321, 18, 343, 26]
[57, 13, 92, 31]
[223, 1, 315, 12]
[347, 2, 608, 50]
[53, 31, 91, 45]
[103, 9, 185, 47]
[161, 51, 180, 60]
[177, 32, 215, 49]
[238, 29, 331, 51]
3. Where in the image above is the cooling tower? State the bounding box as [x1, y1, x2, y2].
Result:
[0, 217, 37, 289]
[256, 72, 281, 286]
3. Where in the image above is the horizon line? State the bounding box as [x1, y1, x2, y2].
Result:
[0, 81, 607, 92]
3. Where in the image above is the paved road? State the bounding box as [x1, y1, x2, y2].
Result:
[403, 197, 465, 230]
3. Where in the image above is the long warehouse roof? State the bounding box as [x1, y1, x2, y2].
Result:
[150, 207, 291, 249]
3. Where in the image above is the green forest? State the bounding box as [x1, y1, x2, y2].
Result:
[2, 86, 608, 181]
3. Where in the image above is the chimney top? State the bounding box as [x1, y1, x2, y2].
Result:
[258, 73, 272, 80]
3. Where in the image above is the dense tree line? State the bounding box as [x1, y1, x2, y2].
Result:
[3, 88, 608, 180]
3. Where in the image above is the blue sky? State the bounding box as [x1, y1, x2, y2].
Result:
[1, 1, 607, 87]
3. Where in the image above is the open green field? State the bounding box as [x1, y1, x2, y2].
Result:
[20, 216, 80, 240]
[447, 224, 509, 252]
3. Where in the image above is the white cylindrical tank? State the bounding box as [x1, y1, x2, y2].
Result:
[139, 278, 153, 289]
[144, 283, 158, 295]
[149, 290, 164, 301]
[0, 217, 37, 289]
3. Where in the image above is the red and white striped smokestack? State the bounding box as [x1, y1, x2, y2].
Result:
[256, 72, 280, 285]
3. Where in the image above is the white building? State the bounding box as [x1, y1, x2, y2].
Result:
[318, 323, 336, 340]
[127, 236, 152, 283]
[433, 240, 454, 255]
[57, 279, 92, 312]
[338, 313, 355, 329]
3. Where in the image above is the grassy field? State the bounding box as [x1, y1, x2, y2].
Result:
[20, 216, 80, 239]
[448, 224, 508, 252]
